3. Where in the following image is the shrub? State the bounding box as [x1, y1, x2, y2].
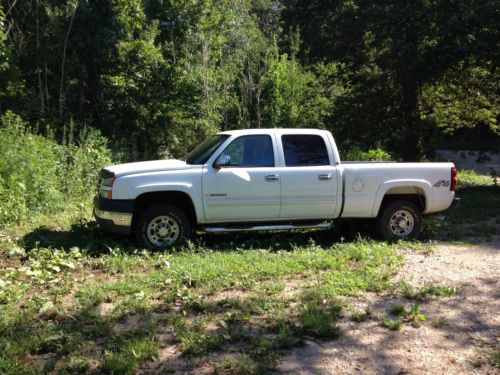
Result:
[456, 169, 495, 188]
[343, 147, 392, 161]
[0, 111, 111, 226]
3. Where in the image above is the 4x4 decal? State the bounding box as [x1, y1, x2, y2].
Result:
[433, 180, 450, 188]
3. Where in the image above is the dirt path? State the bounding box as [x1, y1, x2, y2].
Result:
[278, 241, 500, 375]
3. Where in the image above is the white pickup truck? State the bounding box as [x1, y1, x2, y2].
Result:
[94, 129, 459, 248]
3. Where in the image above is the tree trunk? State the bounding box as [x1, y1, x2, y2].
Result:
[36, 0, 44, 114]
[86, 61, 102, 125]
[59, 0, 78, 121]
[400, 77, 422, 161]
[255, 87, 262, 128]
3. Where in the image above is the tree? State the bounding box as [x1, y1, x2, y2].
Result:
[283, 0, 499, 159]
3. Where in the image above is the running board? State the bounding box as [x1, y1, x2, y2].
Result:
[200, 222, 333, 233]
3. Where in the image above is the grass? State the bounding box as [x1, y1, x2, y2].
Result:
[298, 289, 342, 339]
[490, 350, 500, 368]
[0, 179, 498, 373]
[380, 318, 403, 331]
[0, 212, 405, 373]
[381, 303, 426, 330]
[398, 279, 458, 299]
[388, 303, 406, 316]
[423, 171, 500, 240]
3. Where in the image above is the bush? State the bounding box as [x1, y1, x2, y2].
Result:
[456, 169, 495, 188]
[0, 111, 111, 226]
[343, 147, 392, 161]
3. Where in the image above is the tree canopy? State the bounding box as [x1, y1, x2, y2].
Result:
[1, 0, 498, 160]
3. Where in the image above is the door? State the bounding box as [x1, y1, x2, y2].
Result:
[202, 134, 281, 222]
[278, 134, 339, 219]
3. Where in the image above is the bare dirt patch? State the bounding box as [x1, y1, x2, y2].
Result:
[278, 241, 500, 375]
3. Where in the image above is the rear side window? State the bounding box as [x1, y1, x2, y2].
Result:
[282, 135, 330, 167]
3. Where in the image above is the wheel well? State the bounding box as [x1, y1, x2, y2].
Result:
[379, 188, 426, 216]
[133, 191, 197, 226]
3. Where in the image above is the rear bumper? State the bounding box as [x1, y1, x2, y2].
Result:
[93, 196, 134, 234]
[449, 197, 461, 210]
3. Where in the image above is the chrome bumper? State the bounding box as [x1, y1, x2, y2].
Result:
[93, 196, 134, 234]
[94, 208, 132, 227]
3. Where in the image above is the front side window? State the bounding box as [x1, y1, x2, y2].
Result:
[185, 134, 230, 165]
[282, 135, 330, 167]
[218, 135, 274, 167]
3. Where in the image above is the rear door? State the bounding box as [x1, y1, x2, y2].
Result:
[202, 134, 281, 222]
[278, 134, 339, 219]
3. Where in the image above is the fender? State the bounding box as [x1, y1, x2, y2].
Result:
[372, 179, 432, 217]
[131, 182, 204, 223]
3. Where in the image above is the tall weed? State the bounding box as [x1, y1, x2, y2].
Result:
[0, 111, 111, 226]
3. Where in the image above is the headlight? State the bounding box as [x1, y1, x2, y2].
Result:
[99, 170, 115, 199]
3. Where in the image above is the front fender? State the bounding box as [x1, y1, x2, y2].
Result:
[131, 183, 203, 222]
[371, 179, 432, 217]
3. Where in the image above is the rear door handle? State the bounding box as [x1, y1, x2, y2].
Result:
[318, 173, 332, 180]
[265, 174, 280, 182]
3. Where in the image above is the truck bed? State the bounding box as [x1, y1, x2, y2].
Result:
[340, 162, 455, 218]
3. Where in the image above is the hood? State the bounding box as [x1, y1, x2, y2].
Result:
[104, 159, 190, 177]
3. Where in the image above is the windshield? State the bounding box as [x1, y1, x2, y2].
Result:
[185, 134, 230, 165]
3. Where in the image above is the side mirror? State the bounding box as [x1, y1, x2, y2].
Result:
[214, 154, 231, 169]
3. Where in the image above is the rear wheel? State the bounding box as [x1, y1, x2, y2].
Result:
[135, 204, 191, 249]
[378, 200, 422, 241]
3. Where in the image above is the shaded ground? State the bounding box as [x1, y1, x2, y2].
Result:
[278, 241, 500, 375]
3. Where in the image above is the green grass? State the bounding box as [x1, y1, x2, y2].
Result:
[388, 303, 406, 316]
[398, 280, 458, 299]
[298, 289, 342, 339]
[380, 318, 403, 331]
[1, 181, 498, 373]
[490, 349, 500, 368]
[422, 172, 499, 240]
[0, 219, 404, 374]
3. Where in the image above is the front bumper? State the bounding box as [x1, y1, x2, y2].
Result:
[449, 197, 461, 209]
[93, 196, 134, 234]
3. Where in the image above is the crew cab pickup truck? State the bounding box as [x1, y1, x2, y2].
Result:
[94, 129, 459, 248]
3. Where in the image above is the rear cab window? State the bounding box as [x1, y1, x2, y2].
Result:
[281, 134, 331, 167]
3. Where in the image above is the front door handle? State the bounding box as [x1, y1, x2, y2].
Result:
[318, 173, 332, 180]
[265, 174, 280, 182]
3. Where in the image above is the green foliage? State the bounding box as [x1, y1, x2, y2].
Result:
[422, 67, 499, 135]
[1, 0, 498, 159]
[174, 318, 224, 355]
[457, 170, 495, 188]
[490, 350, 500, 368]
[398, 279, 457, 300]
[380, 318, 402, 331]
[380, 303, 425, 330]
[0, 112, 111, 226]
[388, 303, 406, 317]
[343, 147, 392, 161]
[263, 44, 328, 128]
[102, 332, 158, 374]
[298, 289, 342, 339]
[407, 303, 426, 324]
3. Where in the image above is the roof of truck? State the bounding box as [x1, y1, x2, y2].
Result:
[219, 128, 330, 136]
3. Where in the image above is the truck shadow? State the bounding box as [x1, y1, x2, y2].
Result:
[22, 220, 374, 255]
[22, 220, 137, 255]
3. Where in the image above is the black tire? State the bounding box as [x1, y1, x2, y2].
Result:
[135, 203, 191, 249]
[377, 200, 422, 241]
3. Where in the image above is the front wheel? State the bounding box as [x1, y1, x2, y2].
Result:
[377, 200, 422, 241]
[135, 204, 191, 249]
